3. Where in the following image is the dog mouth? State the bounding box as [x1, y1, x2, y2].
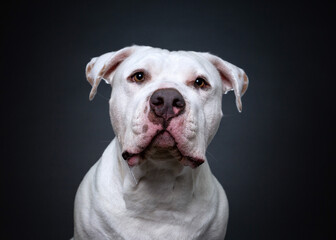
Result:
[121, 130, 204, 168]
[151, 130, 176, 149]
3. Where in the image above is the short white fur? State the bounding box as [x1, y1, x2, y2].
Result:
[73, 46, 248, 240]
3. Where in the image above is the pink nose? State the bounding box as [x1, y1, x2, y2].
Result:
[150, 88, 186, 120]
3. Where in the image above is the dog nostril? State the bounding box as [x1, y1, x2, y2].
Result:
[173, 98, 185, 108]
[152, 97, 164, 106]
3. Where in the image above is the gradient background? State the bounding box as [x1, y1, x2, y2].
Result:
[2, 0, 334, 239]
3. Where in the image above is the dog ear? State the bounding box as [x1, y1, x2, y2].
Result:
[85, 46, 138, 100]
[201, 53, 249, 112]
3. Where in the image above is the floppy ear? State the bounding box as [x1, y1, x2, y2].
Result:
[202, 53, 249, 112]
[85, 46, 138, 100]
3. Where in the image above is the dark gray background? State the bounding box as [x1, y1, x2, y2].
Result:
[2, 0, 334, 239]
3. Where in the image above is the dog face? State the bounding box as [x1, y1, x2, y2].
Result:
[86, 46, 248, 168]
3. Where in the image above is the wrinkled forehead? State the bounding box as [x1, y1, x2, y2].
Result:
[121, 48, 216, 77]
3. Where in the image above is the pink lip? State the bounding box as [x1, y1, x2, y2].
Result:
[121, 130, 204, 168]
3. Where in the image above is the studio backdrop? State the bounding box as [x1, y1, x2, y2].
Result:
[2, 0, 333, 239]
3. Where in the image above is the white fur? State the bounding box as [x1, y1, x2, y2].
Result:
[73, 46, 248, 240]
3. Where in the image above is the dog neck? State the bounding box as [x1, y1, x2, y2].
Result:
[114, 139, 211, 217]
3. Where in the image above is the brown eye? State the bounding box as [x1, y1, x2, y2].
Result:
[194, 77, 207, 88]
[132, 72, 145, 82]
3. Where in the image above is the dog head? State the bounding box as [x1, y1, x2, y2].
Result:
[86, 46, 248, 168]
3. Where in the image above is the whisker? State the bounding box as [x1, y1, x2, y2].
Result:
[206, 150, 218, 163]
[97, 92, 109, 101]
[127, 164, 138, 185]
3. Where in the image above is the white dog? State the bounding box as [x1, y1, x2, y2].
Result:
[73, 46, 248, 240]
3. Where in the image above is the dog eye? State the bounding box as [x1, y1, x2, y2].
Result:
[194, 77, 208, 89]
[132, 72, 145, 82]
